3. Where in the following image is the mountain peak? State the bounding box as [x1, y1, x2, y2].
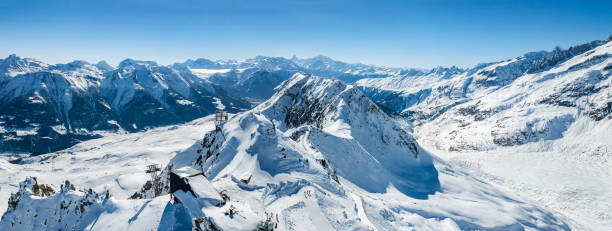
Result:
[252, 73, 439, 197]
[178, 58, 218, 69]
[95, 60, 115, 72]
[67, 60, 90, 66]
[0, 54, 48, 76]
[118, 58, 158, 69]
[312, 54, 333, 61]
[2, 54, 22, 64]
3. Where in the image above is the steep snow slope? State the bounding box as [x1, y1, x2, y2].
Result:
[0, 74, 575, 230]
[101, 59, 248, 131]
[0, 56, 116, 154]
[357, 39, 611, 150]
[420, 40, 610, 151]
[357, 38, 612, 229]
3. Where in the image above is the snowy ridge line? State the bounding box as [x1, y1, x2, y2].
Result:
[3, 36, 609, 155]
[0, 74, 573, 230]
[0, 51, 423, 155]
[356, 37, 612, 150]
[356, 37, 612, 229]
[3, 35, 611, 229]
[112, 73, 572, 230]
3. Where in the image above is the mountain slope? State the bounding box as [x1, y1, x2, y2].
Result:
[0, 74, 574, 230]
[356, 37, 612, 229]
[0, 74, 575, 230]
[0, 56, 249, 154]
[0, 53, 414, 155]
[357, 38, 611, 150]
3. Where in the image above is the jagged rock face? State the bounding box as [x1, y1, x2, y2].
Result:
[0, 177, 107, 231]
[357, 39, 612, 150]
[129, 166, 172, 199]
[253, 74, 438, 197]
[185, 74, 438, 201]
[260, 75, 422, 155]
[526, 40, 607, 73]
[0, 56, 250, 154]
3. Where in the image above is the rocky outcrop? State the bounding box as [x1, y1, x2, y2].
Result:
[1, 177, 109, 230]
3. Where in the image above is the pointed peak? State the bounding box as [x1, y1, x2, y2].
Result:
[2, 54, 22, 63]
[1, 54, 48, 75]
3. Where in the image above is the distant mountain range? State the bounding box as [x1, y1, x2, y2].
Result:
[357, 37, 611, 150]
[1, 35, 611, 230]
[0, 54, 415, 154]
[0, 55, 248, 154]
[1, 36, 611, 155]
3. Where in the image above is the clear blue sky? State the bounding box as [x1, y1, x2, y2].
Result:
[0, 0, 610, 68]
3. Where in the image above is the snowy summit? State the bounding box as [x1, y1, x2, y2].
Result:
[1, 74, 573, 230]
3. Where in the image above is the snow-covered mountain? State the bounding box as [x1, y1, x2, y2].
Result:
[177, 55, 414, 102]
[0, 56, 249, 154]
[177, 55, 405, 81]
[356, 37, 612, 229]
[356, 37, 611, 150]
[0, 54, 411, 155]
[0, 74, 572, 230]
[2, 35, 611, 229]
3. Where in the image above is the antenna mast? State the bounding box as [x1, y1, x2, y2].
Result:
[146, 164, 161, 181]
[215, 110, 228, 131]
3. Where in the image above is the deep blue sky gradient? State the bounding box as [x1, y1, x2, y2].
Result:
[1, 0, 610, 68]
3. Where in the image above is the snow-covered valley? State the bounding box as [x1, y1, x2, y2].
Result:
[425, 146, 611, 230]
[0, 36, 611, 230]
[0, 74, 578, 230]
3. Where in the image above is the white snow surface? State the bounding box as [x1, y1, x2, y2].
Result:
[356, 39, 612, 229]
[0, 74, 574, 230]
[0, 116, 216, 224]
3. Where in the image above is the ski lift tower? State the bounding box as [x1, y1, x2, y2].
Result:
[146, 164, 161, 181]
[215, 110, 228, 131]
